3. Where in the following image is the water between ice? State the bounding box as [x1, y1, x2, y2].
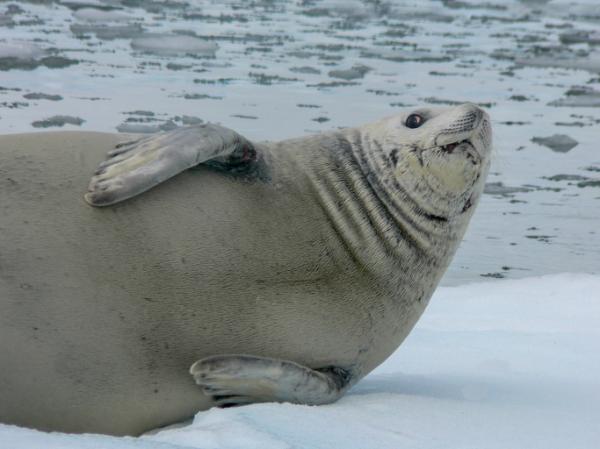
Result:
[0, 0, 599, 284]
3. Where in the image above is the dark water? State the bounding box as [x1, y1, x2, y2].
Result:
[0, 0, 599, 285]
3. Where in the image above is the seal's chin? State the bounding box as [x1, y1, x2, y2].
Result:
[440, 139, 480, 166]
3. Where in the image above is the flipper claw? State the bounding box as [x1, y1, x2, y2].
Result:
[190, 354, 351, 408]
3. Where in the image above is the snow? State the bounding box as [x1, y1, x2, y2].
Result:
[2, 273, 599, 449]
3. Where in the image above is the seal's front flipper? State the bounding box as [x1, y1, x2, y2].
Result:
[189, 355, 351, 408]
[85, 124, 256, 207]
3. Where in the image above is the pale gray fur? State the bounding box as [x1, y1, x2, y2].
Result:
[190, 355, 347, 407]
[0, 104, 491, 436]
[86, 124, 254, 206]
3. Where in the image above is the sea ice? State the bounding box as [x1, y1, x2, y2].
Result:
[0, 41, 44, 60]
[559, 30, 600, 45]
[549, 86, 600, 108]
[31, 115, 84, 128]
[0, 41, 77, 70]
[130, 34, 219, 57]
[22, 92, 63, 101]
[73, 8, 131, 23]
[1, 274, 598, 449]
[70, 23, 143, 40]
[531, 134, 579, 152]
[328, 64, 371, 80]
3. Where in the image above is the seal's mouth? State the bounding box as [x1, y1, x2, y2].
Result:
[441, 139, 469, 153]
[440, 139, 480, 165]
[462, 194, 474, 213]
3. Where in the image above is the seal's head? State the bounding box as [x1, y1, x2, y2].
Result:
[371, 103, 492, 222]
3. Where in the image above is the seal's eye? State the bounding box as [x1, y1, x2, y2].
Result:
[405, 114, 424, 129]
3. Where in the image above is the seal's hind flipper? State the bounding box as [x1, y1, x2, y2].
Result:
[190, 355, 351, 408]
[85, 124, 256, 207]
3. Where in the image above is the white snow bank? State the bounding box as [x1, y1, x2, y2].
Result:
[2, 273, 599, 449]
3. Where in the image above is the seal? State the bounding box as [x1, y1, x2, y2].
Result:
[0, 103, 491, 436]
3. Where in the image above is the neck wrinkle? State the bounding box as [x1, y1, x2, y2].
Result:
[301, 130, 438, 282]
[350, 130, 450, 250]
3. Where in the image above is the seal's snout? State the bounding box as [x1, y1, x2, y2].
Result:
[434, 103, 490, 152]
[477, 112, 492, 151]
[444, 103, 483, 135]
[459, 102, 484, 126]
[464, 103, 492, 159]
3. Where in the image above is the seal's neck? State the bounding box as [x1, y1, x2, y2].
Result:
[348, 128, 458, 247]
[299, 129, 465, 285]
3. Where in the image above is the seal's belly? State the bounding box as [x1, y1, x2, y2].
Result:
[0, 131, 378, 434]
